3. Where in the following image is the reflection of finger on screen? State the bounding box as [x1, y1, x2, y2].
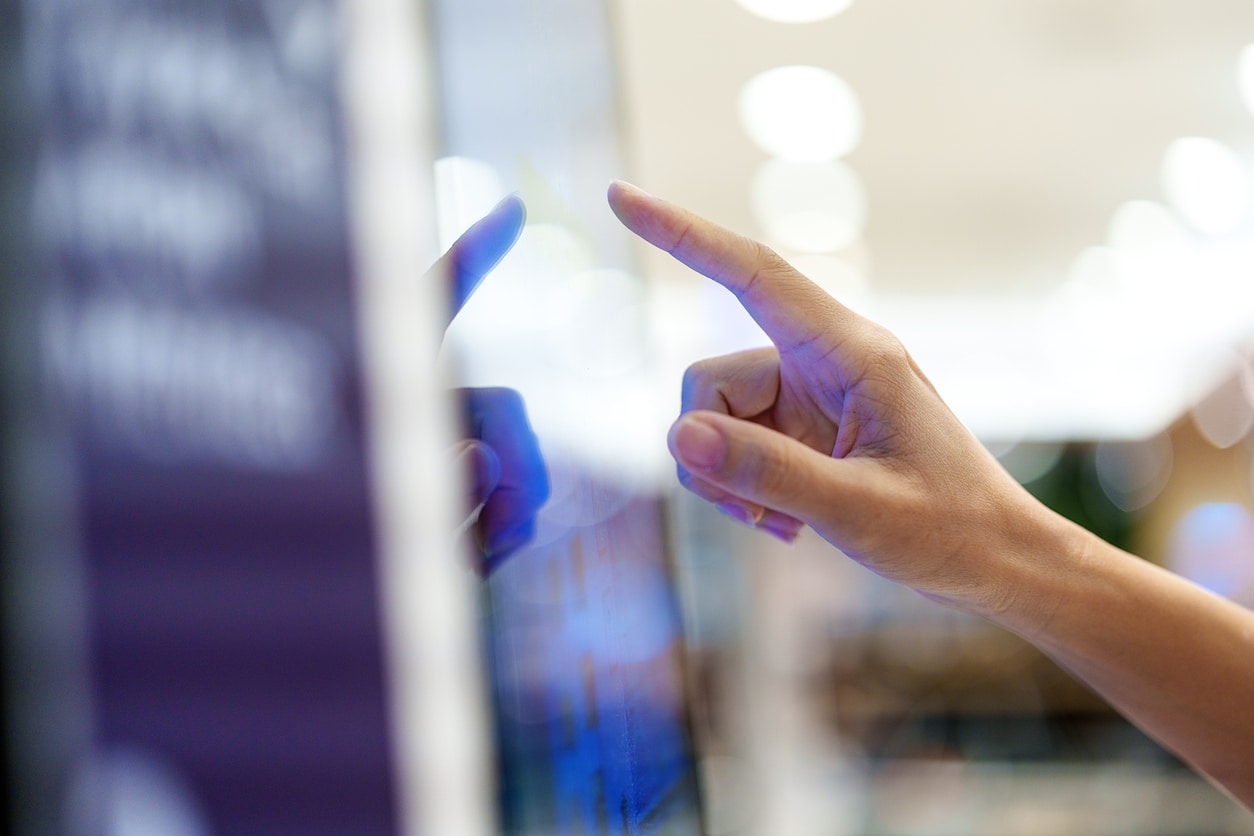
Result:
[447, 195, 526, 320]
[454, 500, 487, 544]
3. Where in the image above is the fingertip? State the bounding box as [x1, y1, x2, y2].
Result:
[487, 193, 527, 252]
[607, 179, 664, 234]
[446, 196, 528, 318]
[607, 178, 646, 202]
[669, 413, 726, 474]
[495, 192, 527, 229]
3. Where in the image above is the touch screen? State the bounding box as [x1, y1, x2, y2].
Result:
[428, 0, 705, 832]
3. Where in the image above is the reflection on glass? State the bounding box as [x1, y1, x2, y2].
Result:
[428, 0, 704, 830]
[436, 191, 701, 831]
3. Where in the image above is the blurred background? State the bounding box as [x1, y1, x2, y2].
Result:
[9, 0, 1254, 833]
[606, 1, 1254, 833]
[442, 0, 1254, 832]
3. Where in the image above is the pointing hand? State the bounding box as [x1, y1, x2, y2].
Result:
[608, 181, 1042, 613]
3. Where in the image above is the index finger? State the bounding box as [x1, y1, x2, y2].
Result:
[431, 193, 527, 328]
[607, 180, 854, 351]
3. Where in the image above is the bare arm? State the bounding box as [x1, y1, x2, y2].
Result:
[1002, 516, 1254, 802]
[607, 179, 1254, 806]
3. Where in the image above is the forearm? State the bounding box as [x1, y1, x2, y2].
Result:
[986, 506, 1254, 806]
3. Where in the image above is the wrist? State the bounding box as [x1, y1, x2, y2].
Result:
[963, 487, 1093, 640]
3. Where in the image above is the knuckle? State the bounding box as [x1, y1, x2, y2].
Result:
[752, 240, 788, 272]
[748, 439, 796, 502]
[681, 359, 722, 409]
[744, 242, 792, 293]
[860, 329, 911, 374]
[681, 360, 710, 393]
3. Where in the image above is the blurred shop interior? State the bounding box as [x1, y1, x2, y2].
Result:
[8, 0, 1254, 834]
[443, 0, 1254, 833]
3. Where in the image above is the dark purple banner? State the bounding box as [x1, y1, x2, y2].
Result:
[21, 2, 399, 832]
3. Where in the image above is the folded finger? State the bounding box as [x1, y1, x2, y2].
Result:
[681, 347, 781, 420]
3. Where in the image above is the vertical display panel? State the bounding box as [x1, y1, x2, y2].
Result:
[427, 0, 705, 831]
[9, 2, 402, 832]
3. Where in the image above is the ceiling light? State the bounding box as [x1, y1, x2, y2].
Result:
[750, 158, 866, 252]
[1107, 200, 1189, 258]
[738, 65, 862, 162]
[1240, 44, 1254, 118]
[1106, 200, 1192, 292]
[734, 0, 854, 24]
[1161, 137, 1251, 236]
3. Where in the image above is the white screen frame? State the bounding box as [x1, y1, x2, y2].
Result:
[340, 2, 494, 833]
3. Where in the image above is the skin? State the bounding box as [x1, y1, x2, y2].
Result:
[607, 178, 1254, 807]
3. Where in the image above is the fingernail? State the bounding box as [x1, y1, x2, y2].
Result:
[760, 521, 802, 544]
[610, 179, 655, 199]
[454, 501, 487, 542]
[673, 417, 725, 472]
[717, 501, 763, 527]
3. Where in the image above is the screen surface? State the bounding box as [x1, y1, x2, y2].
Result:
[427, 0, 705, 831]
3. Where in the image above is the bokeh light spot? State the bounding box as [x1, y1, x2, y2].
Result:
[738, 65, 863, 162]
[787, 253, 870, 313]
[734, 0, 854, 24]
[1191, 352, 1254, 449]
[1161, 137, 1251, 236]
[750, 158, 866, 253]
[1167, 502, 1254, 600]
[995, 442, 1064, 485]
[547, 268, 646, 379]
[433, 155, 507, 251]
[1239, 44, 1254, 118]
[1108, 200, 1189, 254]
[1094, 434, 1172, 512]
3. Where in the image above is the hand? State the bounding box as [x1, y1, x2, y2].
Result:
[434, 195, 549, 571]
[452, 386, 547, 570]
[607, 180, 1046, 613]
[610, 181, 1254, 806]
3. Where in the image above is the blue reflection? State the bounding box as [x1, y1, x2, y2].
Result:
[437, 197, 701, 832]
[1168, 502, 1254, 598]
[436, 196, 550, 570]
[461, 385, 549, 567]
[442, 194, 529, 322]
[487, 490, 699, 834]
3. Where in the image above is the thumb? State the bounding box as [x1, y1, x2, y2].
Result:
[668, 410, 861, 526]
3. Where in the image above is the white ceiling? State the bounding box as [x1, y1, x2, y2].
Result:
[611, 0, 1254, 440]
